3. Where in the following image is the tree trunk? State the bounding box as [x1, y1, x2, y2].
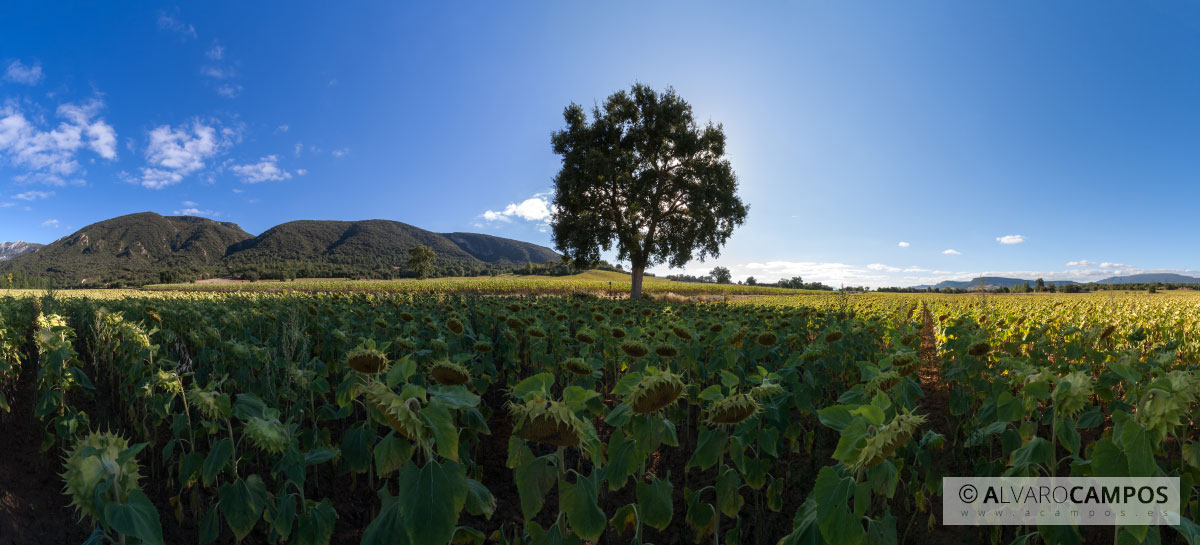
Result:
[631, 265, 645, 300]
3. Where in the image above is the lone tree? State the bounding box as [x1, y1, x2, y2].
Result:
[710, 266, 732, 284]
[408, 244, 436, 279]
[550, 84, 748, 299]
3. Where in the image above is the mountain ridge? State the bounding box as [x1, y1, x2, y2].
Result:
[1, 212, 561, 287]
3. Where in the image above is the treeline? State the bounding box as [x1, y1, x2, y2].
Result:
[876, 282, 1197, 294]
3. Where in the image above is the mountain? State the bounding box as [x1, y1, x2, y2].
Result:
[1094, 273, 1200, 284]
[917, 276, 1080, 290]
[1, 213, 561, 287]
[223, 219, 560, 277]
[1, 212, 253, 286]
[442, 232, 561, 264]
[0, 241, 43, 262]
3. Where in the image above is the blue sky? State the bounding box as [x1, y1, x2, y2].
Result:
[1, 2, 1199, 287]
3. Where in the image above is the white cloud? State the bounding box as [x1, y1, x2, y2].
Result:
[1100, 262, 1129, 269]
[181, 200, 197, 207]
[331, 148, 349, 158]
[206, 43, 224, 60]
[139, 120, 234, 189]
[174, 207, 217, 217]
[996, 234, 1025, 245]
[295, 168, 307, 175]
[942, 249, 961, 255]
[897, 241, 910, 248]
[481, 192, 554, 224]
[328, 78, 338, 87]
[293, 142, 303, 157]
[867, 263, 901, 272]
[41, 219, 59, 228]
[0, 98, 117, 185]
[1066, 260, 1096, 267]
[201, 66, 236, 80]
[4, 60, 44, 85]
[232, 188, 244, 194]
[275, 124, 289, 133]
[157, 10, 197, 39]
[231, 155, 292, 183]
[216, 84, 243, 98]
[13, 190, 53, 201]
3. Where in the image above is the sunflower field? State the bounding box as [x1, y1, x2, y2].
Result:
[1, 290, 1198, 544]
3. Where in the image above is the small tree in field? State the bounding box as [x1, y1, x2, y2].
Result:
[550, 84, 748, 299]
[710, 266, 732, 284]
[408, 244, 436, 279]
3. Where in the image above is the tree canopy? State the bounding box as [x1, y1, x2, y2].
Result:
[550, 84, 748, 299]
[408, 244, 436, 279]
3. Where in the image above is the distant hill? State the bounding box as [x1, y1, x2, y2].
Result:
[1094, 273, 1200, 284]
[224, 219, 558, 276]
[1, 212, 253, 285]
[1, 212, 561, 287]
[917, 276, 1080, 290]
[0, 241, 43, 262]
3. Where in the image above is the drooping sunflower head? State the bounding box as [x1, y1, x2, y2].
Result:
[626, 368, 686, 414]
[346, 347, 389, 374]
[445, 318, 465, 335]
[508, 397, 591, 447]
[429, 360, 471, 385]
[61, 431, 144, 523]
[576, 330, 597, 345]
[654, 344, 678, 358]
[364, 381, 425, 441]
[705, 393, 761, 425]
[756, 332, 778, 347]
[620, 340, 650, 358]
[750, 381, 786, 399]
[244, 417, 289, 455]
[527, 326, 547, 339]
[670, 325, 693, 341]
[850, 412, 927, 472]
[187, 386, 231, 421]
[824, 331, 843, 343]
[1053, 371, 1093, 417]
[474, 340, 493, 354]
[562, 357, 594, 376]
[968, 341, 991, 357]
[865, 371, 902, 394]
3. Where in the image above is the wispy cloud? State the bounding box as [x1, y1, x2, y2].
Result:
[4, 60, 44, 85]
[996, 234, 1025, 245]
[174, 207, 217, 217]
[206, 42, 224, 60]
[13, 190, 53, 201]
[215, 84, 243, 98]
[41, 219, 59, 228]
[0, 98, 117, 185]
[275, 124, 289, 134]
[943, 249, 961, 255]
[231, 155, 293, 183]
[867, 263, 901, 272]
[156, 10, 197, 39]
[331, 148, 349, 158]
[897, 241, 910, 248]
[139, 120, 237, 189]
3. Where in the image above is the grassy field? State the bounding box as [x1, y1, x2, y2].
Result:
[136, 269, 822, 296]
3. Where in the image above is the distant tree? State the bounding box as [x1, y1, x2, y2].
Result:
[408, 244, 436, 279]
[746, 276, 757, 286]
[1149, 284, 1158, 294]
[1023, 281, 1032, 292]
[243, 270, 260, 282]
[549, 84, 748, 299]
[1035, 278, 1046, 292]
[711, 266, 732, 284]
